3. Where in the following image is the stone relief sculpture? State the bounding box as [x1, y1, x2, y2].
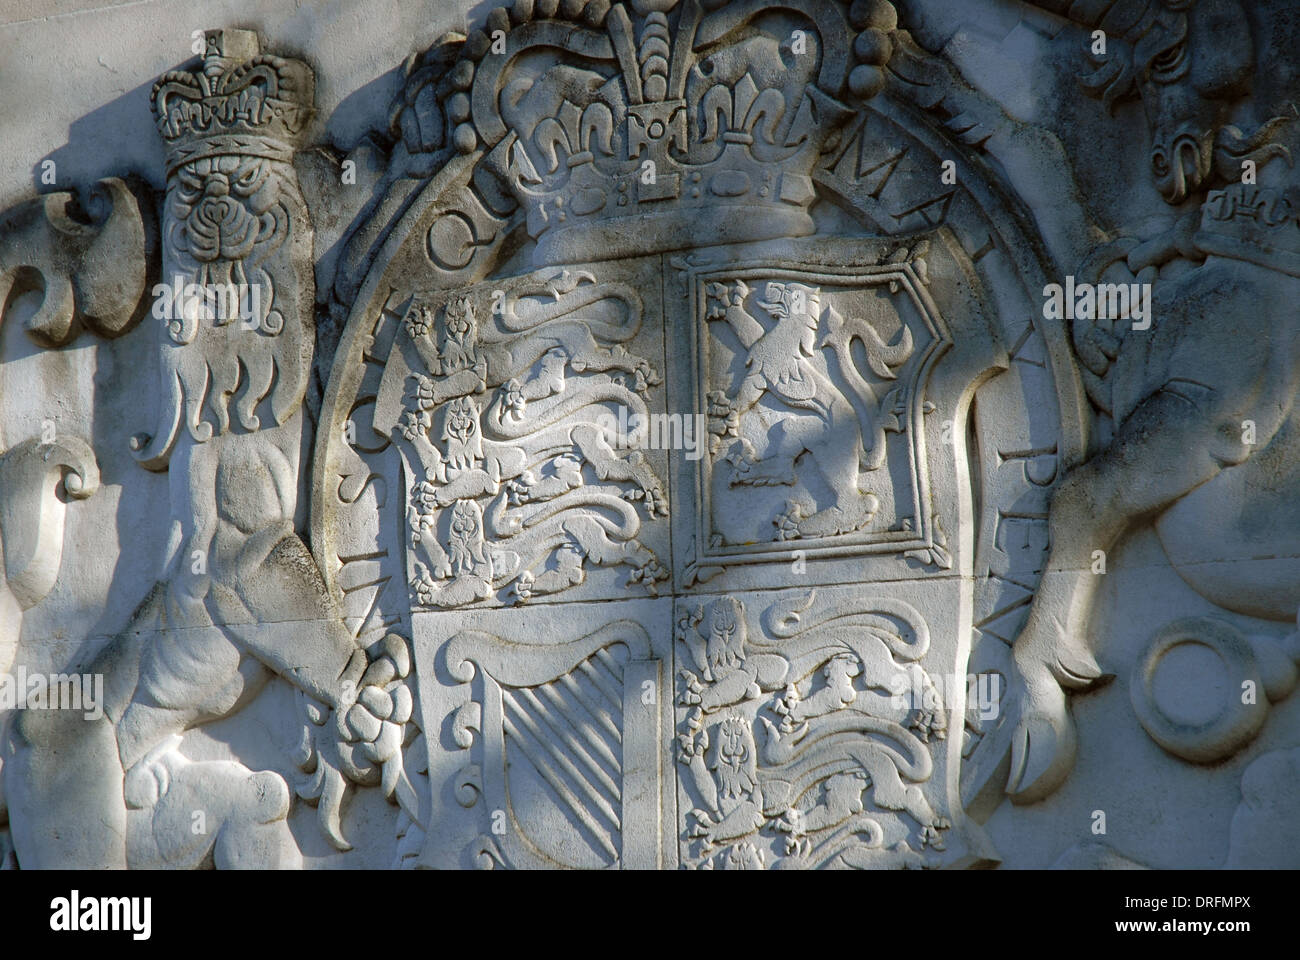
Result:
[980, 0, 1300, 805]
[317, 0, 1062, 871]
[5, 30, 416, 869]
[0, 438, 101, 672]
[447, 619, 669, 868]
[693, 257, 940, 558]
[676, 591, 955, 869]
[392, 273, 669, 610]
[0, 175, 148, 676]
[0, 0, 1297, 872]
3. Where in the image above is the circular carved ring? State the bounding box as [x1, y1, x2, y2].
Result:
[1130, 617, 1266, 763]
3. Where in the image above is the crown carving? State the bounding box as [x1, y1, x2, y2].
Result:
[152, 29, 314, 174]
[411, 0, 895, 262]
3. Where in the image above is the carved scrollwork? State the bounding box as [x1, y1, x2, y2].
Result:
[0, 177, 150, 347]
[0, 435, 100, 614]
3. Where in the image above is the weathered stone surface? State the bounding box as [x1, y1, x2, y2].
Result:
[0, 0, 1297, 871]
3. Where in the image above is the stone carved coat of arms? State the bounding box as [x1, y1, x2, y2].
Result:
[306, 0, 1079, 870]
[24, 0, 1300, 871]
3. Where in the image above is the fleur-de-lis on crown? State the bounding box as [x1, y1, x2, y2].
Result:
[701, 74, 789, 147]
[533, 100, 616, 173]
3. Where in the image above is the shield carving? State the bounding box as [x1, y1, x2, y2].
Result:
[313, 0, 1085, 869]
